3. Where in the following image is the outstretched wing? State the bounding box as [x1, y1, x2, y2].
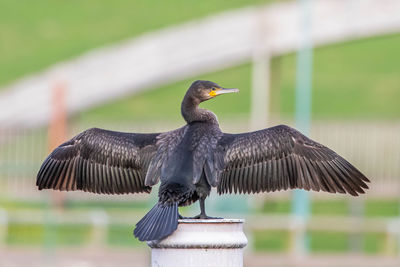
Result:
[36, 127, 160, 194]
[216, 125, 370, 196]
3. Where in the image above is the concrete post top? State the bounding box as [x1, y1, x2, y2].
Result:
[177, 218, 245, 224]
[147, 218, 247, 249]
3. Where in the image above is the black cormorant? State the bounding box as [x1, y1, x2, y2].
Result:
[36, 80, 370, 241]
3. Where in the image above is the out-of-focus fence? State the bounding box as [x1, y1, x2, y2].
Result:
[311, 120, 400, 196]
[0, 208, 399, 256]
[0, 120, 399, 261]
[0, 120, 399, 200]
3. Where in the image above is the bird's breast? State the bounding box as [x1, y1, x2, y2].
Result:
[160, 123, 222, 185]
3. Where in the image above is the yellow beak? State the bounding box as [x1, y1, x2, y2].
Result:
[209, 88, 239, 97]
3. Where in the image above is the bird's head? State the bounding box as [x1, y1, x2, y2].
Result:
[188, 80, 239, 102]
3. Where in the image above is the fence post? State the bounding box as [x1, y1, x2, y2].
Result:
[385, 218, 400, 256]
[147, 219, 247, 267]
[0, 209, 7, 248]
[90, 210, 109, 249]
[49, 80, 67, 208]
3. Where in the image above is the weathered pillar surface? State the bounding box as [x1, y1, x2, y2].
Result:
[147, 219, 247, 267]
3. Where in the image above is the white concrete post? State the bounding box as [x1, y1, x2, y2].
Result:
[147, 219, 247, 267]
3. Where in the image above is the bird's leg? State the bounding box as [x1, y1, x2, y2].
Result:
[198, 198, 207, 218]
[191, 198, 222, 219]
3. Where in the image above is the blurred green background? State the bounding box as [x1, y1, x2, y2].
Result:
[0, 0, 399, 266]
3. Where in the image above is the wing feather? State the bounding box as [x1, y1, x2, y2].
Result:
[36, 127, 160, 194]
[216, 125, 370, 196]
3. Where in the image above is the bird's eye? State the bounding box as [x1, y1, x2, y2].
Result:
[211, 87, 216, 91]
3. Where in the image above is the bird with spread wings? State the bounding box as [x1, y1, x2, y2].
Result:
[37, 80, 369, 241]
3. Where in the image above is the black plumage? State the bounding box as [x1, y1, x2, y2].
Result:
[36, 80, 370, 242]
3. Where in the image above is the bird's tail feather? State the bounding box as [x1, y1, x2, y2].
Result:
[134, 202, 178, 241]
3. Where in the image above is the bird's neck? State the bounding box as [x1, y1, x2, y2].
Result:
[181, 95, 218, 124]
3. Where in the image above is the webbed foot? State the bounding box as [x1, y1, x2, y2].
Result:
[179, 214, 190, 219]
[187, 214, 223, 219]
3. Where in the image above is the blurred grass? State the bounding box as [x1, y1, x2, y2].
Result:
[364, 232, 386, 254]
[1, 1, 398, 122]
[259, 198, 400, 217]
[5, 198, 396, 216]
[254, 231, 388, 254]
[253, 230, 289, 252]
[279, 34, 400, 119]
[7, 224, 90, 246]
[108, 224, 145, 248]
[80, 33, 400, 123]
[0, 0, 275, 87]
[309, 231, 349, 253]
[6, 224, 44, 246]
[77, 63, 253, 125]
[365, 199, 400, 217]
[0, 198, 149, 212]
[260, 199, 291, 214]
[3, 198, 399, 253]
[65, 200, 149, 211]
[312, 199, 349, 216]
[6, 224, 390, 254]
